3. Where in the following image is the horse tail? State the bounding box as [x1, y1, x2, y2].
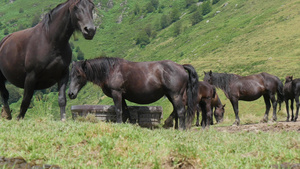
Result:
[182, 64, 199, 128]
[277, 78, 284, 112]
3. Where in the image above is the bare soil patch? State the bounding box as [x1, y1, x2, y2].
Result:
[214, 120, 300, 133]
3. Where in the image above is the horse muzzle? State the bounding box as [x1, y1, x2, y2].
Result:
[82, 26, 96, 40]
[68, 92, 78, 99]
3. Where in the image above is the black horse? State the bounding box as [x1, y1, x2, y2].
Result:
[0, 0, 96, 120]
[68, 57, 199, 130]
[283, 75, 299, 122]
[204, 71, 284, 126]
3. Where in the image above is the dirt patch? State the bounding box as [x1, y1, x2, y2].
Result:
[0, 156, 60, 169]
[270, 162, 300, 169]
[214, 120, 300, 133]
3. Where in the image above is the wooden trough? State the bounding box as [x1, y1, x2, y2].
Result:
[71, 105, 163, 128]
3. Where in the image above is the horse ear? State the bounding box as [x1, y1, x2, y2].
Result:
[223, 104, 226, 108]
[204, 71, 207, 75]
[209, 70, 212, 76]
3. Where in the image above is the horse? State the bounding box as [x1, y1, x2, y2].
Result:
[163, 81, 225, 129]
[284, 75, 300, 122]
[203, 71, 284, 126]
[197, 92, 225, 126]
[0, 0, 96, 121]
[68, 57, 199, 130]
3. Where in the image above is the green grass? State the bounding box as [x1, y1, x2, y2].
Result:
[0, 117, 299, 168]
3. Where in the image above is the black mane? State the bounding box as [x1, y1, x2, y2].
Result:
[41, 2, 68, 31]
[211, 72, 239, 95]
[85, 57, 124, 85]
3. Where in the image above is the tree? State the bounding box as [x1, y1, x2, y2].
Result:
[144, 24, 152, 37]
[202, 1, 212, 16]
[191, 10, 203, 25]
[136, 31, 150, 47]
[133, 4, 140, 15]
[145, 2, 155, 13]
[160, 14, 171, 29]
[212, 0, 221, 5]
[151, 0, 159, 10]
[185, 0, 195, 8]
[170, 8, 180, 23]
[173, 21, 182, 37]
[19, 8, 24, 13]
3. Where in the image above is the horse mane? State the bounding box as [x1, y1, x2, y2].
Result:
[85, 57, 124, 85]
[211, 72, 239, 95]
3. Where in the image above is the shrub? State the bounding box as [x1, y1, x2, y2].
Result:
[173, 21, 182, 37]
[191, 10, 203, 25]
[133, 4, 140, 15]
[136, 31, 150, 47]
[77, 50, 85, 60]
[185, 0, 195, 8]
[19, 8, 24, 13]
[212, 0, 220, 5]
[202, 1, 212, 16]
[161, 14, 171, 29]
[31, 14, 40, 27]
[170, 8, 180, 23]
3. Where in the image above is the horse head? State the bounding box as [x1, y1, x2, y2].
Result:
[214, 104, 225, 123]
[203, 70, 213, 84]
[285, 75, 293, 83]
[68, 60, 88, 99]
[70, 0, 96, 40]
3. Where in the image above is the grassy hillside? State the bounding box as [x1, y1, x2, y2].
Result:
[1, 0, 300, 124]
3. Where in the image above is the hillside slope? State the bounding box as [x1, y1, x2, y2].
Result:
[1, 0, 300, 123]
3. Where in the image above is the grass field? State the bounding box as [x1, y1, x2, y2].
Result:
[0, 116, 299, 168]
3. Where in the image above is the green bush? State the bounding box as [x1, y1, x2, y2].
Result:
[170, 8, 180, 23]
[136, 31, 150, 47]
[191, 10, 203, 25]
[202, 1, 212, 16]
[161, 14, 171, 29]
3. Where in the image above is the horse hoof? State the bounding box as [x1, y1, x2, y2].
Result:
[260, 119, 268, 123]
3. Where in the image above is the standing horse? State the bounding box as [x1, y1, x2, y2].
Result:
[163, 81, 225, 129]
[284, 76, 295, 122]
[0, 0, 96, 120]
[203, 71, 284, 126]
[284, 75, 300, 122]
[68, 57, 199, 130]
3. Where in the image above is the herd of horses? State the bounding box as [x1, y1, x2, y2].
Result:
[0, 0, 298, 130]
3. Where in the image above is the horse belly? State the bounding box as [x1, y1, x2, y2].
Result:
[124, 91, 164, 104]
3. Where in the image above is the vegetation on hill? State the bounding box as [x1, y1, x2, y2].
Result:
[1, 0, 300, 123]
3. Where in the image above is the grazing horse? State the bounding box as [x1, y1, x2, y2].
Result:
[284, 75, 300, 122]
[203, 71, 284, 126]
[0, 0, 96, 120]
[68, 57, 199, 130]
[197, 92, 225, 126]
[163, 81, 225, 129]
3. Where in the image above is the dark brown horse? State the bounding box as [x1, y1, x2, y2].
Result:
[68, 57, 199, 130]
[203, 71, 284, 126]
[197, 91, 225, 126]
[0, 0, 96, 120]
[163, 81, 225, 129]
[284, 75, 300, 122]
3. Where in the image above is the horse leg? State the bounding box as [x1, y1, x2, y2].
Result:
[291, 98, 294, 121]
[111, 90, 123, 123]
[262, 95, 271, 123]
[122, 99, 134, 123]
[285, 99, 290, 122]
[230, 99, 240, 126]
[163, 111, 175, 129]
[270, 94, 277, 122]
[17, 74, 36, 120]
[57, 70, 69, 121]
[204, 99, 213, 128]
[195, 104, 200, 126]
[0, 73, 11, 120]
[200, 103, 206, 129]
[294, 96, 299, 122]
[172, 96, 186, 130]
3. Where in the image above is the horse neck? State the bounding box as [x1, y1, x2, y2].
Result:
[45, 2, 74, 45]
[212, 73, 235, 97]
[85, 59, 108, 86]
